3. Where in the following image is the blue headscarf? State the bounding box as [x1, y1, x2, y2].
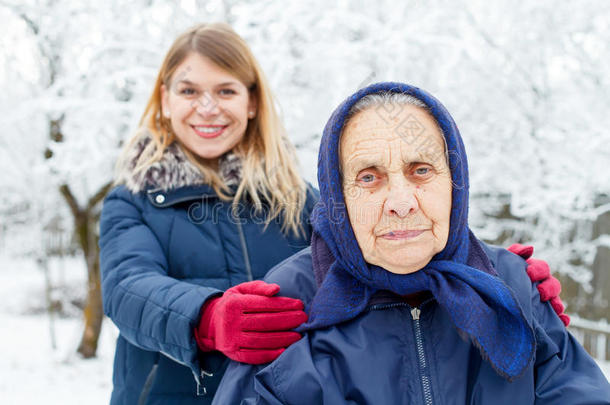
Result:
[299, 82, 534, 381]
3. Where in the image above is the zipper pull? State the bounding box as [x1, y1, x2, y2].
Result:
[196, 370, 214, 396]
[410, 307, 421, 320]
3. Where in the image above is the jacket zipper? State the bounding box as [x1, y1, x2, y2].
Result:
[157, 351, 210, 396]
[368, 302, 409, 311]
[137, 363, 158, 405]
[368, 300, 435, 404]
[235, 218, 253, 281]
[196, 369, 214, 396]
[411, 307, 433, 405]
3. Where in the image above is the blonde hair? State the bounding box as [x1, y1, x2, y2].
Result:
[119, 23, 307, 236]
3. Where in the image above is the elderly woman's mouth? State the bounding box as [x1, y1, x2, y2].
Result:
[380, 230, 427, 240]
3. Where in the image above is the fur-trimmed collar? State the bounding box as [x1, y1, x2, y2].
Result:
[115, 129, 216, 194]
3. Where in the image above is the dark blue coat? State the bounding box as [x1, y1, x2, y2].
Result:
[99, 184, 317, 405]
[213, 245, 610, 404]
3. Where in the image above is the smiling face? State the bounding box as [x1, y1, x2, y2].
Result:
[160, 52, 256, 160]
[340, 104, 452, 274]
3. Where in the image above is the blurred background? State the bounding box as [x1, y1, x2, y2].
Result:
[1, 0, 608, 402]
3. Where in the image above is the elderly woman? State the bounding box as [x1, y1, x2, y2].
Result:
[212, 82, 610, 404]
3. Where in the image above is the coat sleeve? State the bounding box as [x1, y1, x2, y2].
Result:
[99, 186, 222, 376]
[209, 361, 278, 404]
[531, 282, 610, 403]
[211, 336, 335, 405]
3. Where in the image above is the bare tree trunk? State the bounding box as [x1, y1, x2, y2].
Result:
[60, 182, 112, 358]
[11, 2, 115, 358]
[77, 257, 103, 357]
[76, 212, 104, 357]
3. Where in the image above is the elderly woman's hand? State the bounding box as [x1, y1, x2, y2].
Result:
[508, 243, 569, 326]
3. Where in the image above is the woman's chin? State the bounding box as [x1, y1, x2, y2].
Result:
[383, 264, 424, 275]
[370, 243, 437, 275]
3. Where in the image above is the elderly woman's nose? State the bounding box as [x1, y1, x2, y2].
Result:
[383, 183, 419, 217]
[194, 92, 221, 116]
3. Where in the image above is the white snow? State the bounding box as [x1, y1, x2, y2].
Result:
[0, 314, 117, 405]
[1, 1, 610, 402]
[0, 255, 117, 405]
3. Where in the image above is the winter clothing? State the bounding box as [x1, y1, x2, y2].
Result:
[302, 82, 533, 379]
[213, 245, 610, 405]
[99, 131, 317, 405]
[212, 82, 609, 404]
[194, 280, 307, 364]
[218, 152, 243, 187]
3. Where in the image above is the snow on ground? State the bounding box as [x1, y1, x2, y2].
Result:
[0, 254, 608, 405]
[1, 313, 117, 405]
[0, 255, 116, 405]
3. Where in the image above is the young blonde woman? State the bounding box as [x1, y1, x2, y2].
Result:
[99, 23, 566, 405]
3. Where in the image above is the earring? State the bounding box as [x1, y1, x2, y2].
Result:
[248, 111, 255, 118]
[163, 111, 170, 118]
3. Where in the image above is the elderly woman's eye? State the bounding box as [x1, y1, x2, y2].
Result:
[414, 166, 433, 176]
[357, 173, 377, 184]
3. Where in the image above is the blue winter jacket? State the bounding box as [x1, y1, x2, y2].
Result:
[99, 137, 318, 405]
[213, 245, 610, 405]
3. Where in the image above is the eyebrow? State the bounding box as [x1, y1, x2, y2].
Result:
[409, 150, 435, 163]
[175, 80, 240, 87]
[176, 79, 198, 86]
[345, 150, 440, 172]
[216, 81, 240, 87]
[344, 154, 384, 171]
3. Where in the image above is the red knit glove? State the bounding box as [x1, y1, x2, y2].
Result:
[508, 243, 570, 326]
[193, 280, 308, 364]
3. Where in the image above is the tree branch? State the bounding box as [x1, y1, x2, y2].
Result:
[2, 1, 57, 86]
[59, 184, 80, 218]
[0, 2, 39, 34]
[87, 181, 113, 211]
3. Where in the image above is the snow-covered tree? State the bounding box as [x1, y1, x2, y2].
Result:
[0, 0, 233, 356]
[2, 0, 608, 357]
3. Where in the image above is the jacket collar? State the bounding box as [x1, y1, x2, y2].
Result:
[116, 129, 207, 193]
[146, 185, 219, 207]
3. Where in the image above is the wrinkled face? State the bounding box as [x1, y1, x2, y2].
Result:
[161, 52, 256, 159]
[340, 104, 452, 274]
